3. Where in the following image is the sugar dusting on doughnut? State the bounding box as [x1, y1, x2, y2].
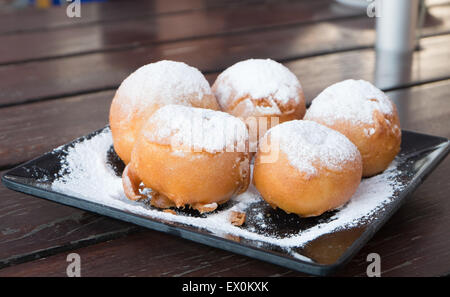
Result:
[142, 105, 248, 154]
[213, 59, 303, 115]
[306, 79, 394, 125]
[115, 60, 212, 114]
[265, 120, 360, 177]
[110, 60, 219, 164]
[131, 105, 250, 209]
[305, 79, 401, 177]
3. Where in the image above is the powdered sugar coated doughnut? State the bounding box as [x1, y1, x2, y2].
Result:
[110, 60, 219, 164]
[254, 120, 362, 217]
[123, 105, 250, 212]
[212, 59, 306, 149]
[305, 79, 401, 177]
[143, 104, 248, 154]
[270, 120, 361, 178]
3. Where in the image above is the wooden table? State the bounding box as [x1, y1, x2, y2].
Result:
[0, 0, 449, 277]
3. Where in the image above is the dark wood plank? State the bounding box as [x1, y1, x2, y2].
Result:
[0, 79, 448, 276]
[0, 231, 298, 277]
[0, 90, 114, 169]
[1, 5, 449, 107]
[1, 0, 447, 36]
[0, 175, 138, 269]
[0, 0, 366, 64]
[0, 0, 253, 35]
[286, 34, 450, 99]
[2, 0, 449, 65]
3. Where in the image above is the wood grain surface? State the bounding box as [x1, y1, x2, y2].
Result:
[0, 0, 262, 34]
[0, 0, 449, 277]
[0, 174, 138, 269]
[0, 0, 365, 64]
[1, 5, 449, 107]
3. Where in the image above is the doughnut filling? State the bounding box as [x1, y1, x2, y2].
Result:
[253, 120, 362, 217]
[109, 60, 219, 164]
[122, 105, 250, 213]
[212, 59, 306, 150]
[305, 79, 401, 177]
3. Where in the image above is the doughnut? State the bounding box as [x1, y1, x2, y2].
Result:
[122, 105, 250, 213]
[212, 59, 306, 151]
[305, 79, 401, 177]
[253, 120, 362, 217]
[109, 60, 219, 164]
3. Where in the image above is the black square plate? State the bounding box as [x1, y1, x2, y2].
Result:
[2, 127, 449, 275]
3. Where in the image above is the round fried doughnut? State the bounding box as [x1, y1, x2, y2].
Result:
[110, 60, 219, 164]
[305, 79, 401, 177]
[253, 120, 362, 217]
[212, 59, 306, 150]
[123, 105, 250, 213]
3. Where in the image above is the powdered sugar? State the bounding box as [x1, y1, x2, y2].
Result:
[51, 128, 404, 255]
[213, 59, 303, 115]
[364, 127, 376, 137]
[142, 105, 248, 153]
[305, 79, 394, 125]
[115, 60, 212, 114]
[264, 120, 360, 177]
[274, 162, 402, 246]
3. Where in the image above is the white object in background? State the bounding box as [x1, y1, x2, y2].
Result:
[335, 0, 368, 8]
[375, 51, 413, 90]
[376, 0, 420, 52]
[374, 50, 412, 124]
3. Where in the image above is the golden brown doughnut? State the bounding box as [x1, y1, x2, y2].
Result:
[253, 120, 362, 217]
[110, 60, 219, 164]
[123, 105, 250, 213]
[305, 79, 401, 177]
[212, 59, 306, 151]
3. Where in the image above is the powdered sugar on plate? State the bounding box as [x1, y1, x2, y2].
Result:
[264, 120, 361, 177]
[305, 79, 394, 125]
[213, 59, 303, 115]
[51, 128, 405, 258]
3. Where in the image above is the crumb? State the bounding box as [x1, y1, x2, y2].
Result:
[194, 202, 218, 213]
[150, 192, 175, 209]
[163, 209, 177, 215]
[230, 211, 246, 226]
[225, 233, 241, 242]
